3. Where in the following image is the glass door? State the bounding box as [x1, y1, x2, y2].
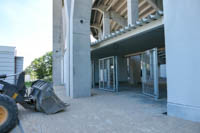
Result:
[99, 56, 117, 91]
[99, 59, 104, 89]
[141, 48, 159, 99]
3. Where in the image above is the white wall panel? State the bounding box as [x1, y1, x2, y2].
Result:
[0, 46, 15, 84]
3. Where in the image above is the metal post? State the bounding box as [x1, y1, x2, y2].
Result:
[142, 51, 147, 94]
[92, 60, 95, 88]
[107, 59, 110, 89]
[115, 56, 119, 92]
[153, 48, 159, 99]
[99, 59, 101, 89]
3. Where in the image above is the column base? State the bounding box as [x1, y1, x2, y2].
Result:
[167, 102, 200, 122]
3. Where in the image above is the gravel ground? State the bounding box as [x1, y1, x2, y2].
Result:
[12, 87, 200, 133]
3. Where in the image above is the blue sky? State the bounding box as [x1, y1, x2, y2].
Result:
[0, 0, 52, 68]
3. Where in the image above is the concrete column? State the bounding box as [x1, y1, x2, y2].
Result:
[62, 0, 71, 96]
[53, 0, 64, 86]
[63, 0, 92, 98]
[127, 0, 139, 25]
[103, 12, 110, 37]
[164, 0, 200, 122]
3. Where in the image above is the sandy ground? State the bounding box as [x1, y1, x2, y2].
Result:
[12, 88, 200, 133]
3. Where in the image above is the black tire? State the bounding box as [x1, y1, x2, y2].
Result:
[0, 94, 18, 133]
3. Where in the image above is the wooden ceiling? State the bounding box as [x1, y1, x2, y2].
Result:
[91, 0, 163, 39]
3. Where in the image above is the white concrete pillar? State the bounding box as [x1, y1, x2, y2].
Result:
[63, 0, 92, 98]
[127, 0, 139, 25]
[62, 0, 71, 96]
[164, 0, 200, 122]
[53, 0, 64, 86]
[103, 12, 110, 37]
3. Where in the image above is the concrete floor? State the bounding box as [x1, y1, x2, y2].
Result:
[14, 87, 200, 133]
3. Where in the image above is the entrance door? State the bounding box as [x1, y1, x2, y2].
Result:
[99, 56, 117, 91]
[141, 48, 159, 99]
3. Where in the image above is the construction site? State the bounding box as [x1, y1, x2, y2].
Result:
[0, 0, 200, 133]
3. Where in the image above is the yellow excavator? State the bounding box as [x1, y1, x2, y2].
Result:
[0, 72, 67, 133]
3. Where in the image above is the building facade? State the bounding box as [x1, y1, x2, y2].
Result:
[53, 0, 200, 122]
[0, 46, 24, 84]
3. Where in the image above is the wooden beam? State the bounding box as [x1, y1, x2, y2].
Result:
[144, 0, 159, 10]
[111, 21, 117, 30]
[98, 13, 102, 26]
[116, 0, 127, 12]
[91, 24, 101, 31]
[120, 7, 127, 16]
[139, 0, 147, 9]
[93, 10, 97, 23]
[93, 5, 127, 26]
[104, 0, 111, 5]
[106, 0, 119, 11]
[140, 9, 156, 18]
[139, 4, 152, 16]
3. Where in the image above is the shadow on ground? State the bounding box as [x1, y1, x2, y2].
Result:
[15, 88, 200, 133]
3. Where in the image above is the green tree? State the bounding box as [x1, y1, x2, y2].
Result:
[25, 52, 52, 81]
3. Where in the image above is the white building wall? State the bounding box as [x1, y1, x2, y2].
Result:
[0, 46, 15, 84]
[164, 0, 200, 122]
[53, 0, 64, 86]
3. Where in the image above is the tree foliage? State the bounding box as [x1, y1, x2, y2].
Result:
[25, 52, 52, 80]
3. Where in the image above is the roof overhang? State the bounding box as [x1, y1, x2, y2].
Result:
[91, 16, 164, 59]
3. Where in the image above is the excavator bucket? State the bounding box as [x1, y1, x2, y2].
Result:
[29, 80, 67, 114]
